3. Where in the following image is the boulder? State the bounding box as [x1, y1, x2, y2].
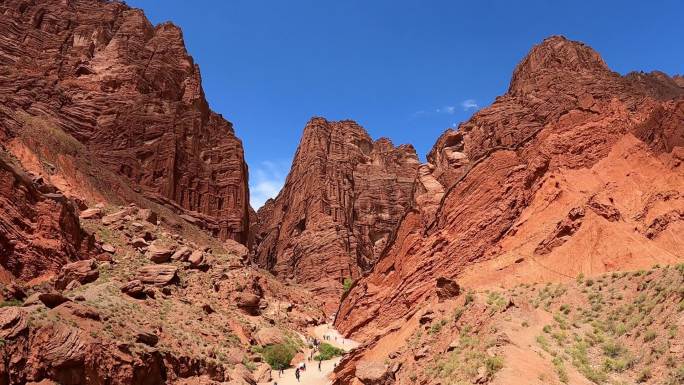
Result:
[171, 246, 193, 261]
[224, 238, 249, 260]
[5, 283, 26, 301]
[146, 242, 176, 263]
[254, 327, 285, 346]
[120, 280, 146, 299]
[355, 361, 393, 385]
[228, 364, 256, 385]
[79, 208, 103, 220]
[253, 363, 272, 383]
[24, 292, 71, 308]
[55, 259, 99, 290]
[135, 329, 159, 346]
[62, 302, 101, 321]
[65, 280, 81, 291]
[187, 250, 207, 269]
[130, 238, 149, 248]
[138, 265, 179, 286]
[0, 306, 29, 339]
[435, 277, 460, 301]
[235, 292, 261, 315]
[101, 243, 116, 253]
[101, 209, 129, 226]
[130, 222, 145, 232]
[137, 208, 158, 224]
[225, 347, 245, 365]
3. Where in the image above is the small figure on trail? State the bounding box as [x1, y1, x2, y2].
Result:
[295, 368, 300, 382]
[303, 363, 307, 370]
[318, 360, 322, 371]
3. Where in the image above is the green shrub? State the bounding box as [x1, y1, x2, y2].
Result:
[602, 340, 625, 358]
[576, 273, 585, 284]
[0, 299, 22, 307]
[342, 277, 354, 294]
[643, 330, 657, 342]
[552, 357, 568, 383]
[485, 356, 503, 375]
[453, 307, 464, 322]
[637, 367, 652, 383]
[314, 342, 345, 361]
[464, 291, 475, 306]
[261, 343, 298, 370]
[429, 319, 447, 335]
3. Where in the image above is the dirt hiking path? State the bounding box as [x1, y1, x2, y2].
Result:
[259, 323, 357, 385]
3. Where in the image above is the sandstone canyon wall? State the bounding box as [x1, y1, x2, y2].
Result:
[253, 118, 420, 304]
[0, 0, 250, 247]
[335, 36, 684, 341]
[0, 0, 252, 285]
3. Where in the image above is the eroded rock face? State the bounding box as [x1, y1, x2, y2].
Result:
[0, 152, 94, 282]
[0, 0, 249, 243]
[253, 118, 420, 304]
[335, 36, 684, 341]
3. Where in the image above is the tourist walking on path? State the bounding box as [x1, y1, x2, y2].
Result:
[295, 368, 300, 382]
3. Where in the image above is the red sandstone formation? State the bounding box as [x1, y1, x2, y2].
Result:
[253, 118, 420, 305]
[0, 151, 94, 283]
[335, 36, 684, 345]
[0, 0, 249, 244]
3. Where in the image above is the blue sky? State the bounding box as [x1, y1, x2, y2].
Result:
[126, 0, 683, 208]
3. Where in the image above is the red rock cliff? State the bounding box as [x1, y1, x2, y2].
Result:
[253, 118, 419, 306]
[0, 150, 94, 282]
[335, 36, 684, 341]
[0, 0, 250, 244]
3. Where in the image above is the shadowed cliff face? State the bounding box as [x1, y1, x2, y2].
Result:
[334, 36, 684, 348]
[0, 0, 250, 245]
[253, 118, 420, 308]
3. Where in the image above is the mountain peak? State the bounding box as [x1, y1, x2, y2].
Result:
[509, 35, 611, 94]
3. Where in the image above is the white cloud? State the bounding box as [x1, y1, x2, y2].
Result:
[413, 99, 479, 118]
[461, 99, 479, 110]
[250, 160, 289, 209]
[435, 105, 457, 114]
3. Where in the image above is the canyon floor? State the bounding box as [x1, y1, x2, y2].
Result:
[1, 1, 683, 385]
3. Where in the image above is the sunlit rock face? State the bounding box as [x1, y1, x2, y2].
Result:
[253, 117, 420, 308]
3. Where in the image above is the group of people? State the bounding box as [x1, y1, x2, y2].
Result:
[321, 334, 338, 342]
[272, 331, 346, 385]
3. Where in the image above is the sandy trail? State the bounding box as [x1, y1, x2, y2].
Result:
[310, 323, 359, 350]
[259, 324, 357, 385]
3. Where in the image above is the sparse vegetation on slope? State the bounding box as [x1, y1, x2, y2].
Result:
[363, 263, 684, 385]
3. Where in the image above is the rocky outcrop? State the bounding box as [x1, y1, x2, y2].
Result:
[0, 151, 94, 282]
[138, 264, 179, 286]
[0, 307, 167, 385]
[54, 259, 99, 290]
[534, 207, 585, 255]
[253, 118, 420, 304]
[0, 0, 249, 243]
[335, 36, 684, 341]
